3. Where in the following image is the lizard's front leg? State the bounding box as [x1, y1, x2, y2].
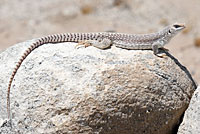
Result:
[152, 42, 167, 57]
[76, 38, 112, 49]
[152, 42, 159, 55]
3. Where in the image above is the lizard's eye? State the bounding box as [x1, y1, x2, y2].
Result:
[173, 24, 181, 28]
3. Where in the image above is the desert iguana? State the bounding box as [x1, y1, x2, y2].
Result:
[7, 23, 185, 120]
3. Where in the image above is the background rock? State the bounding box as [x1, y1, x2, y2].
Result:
[0, 40, 197, 134]
[178, 86, 200, 134]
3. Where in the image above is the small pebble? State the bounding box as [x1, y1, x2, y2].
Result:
[194, 37, 200, 47]
[81, 5, 93, 15]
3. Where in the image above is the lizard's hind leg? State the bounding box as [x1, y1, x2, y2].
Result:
[76, 38, 112, 49]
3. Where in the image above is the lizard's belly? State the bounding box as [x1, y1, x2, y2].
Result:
[114, 42, 153, 50]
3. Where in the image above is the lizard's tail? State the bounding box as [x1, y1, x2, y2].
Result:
[7, 33, 78, 120]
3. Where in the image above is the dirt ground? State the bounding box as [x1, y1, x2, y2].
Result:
[0, 0, 200, 84]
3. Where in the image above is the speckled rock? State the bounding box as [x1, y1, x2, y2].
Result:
[178, 86, 200, 134]
[0, 40, 197, 134]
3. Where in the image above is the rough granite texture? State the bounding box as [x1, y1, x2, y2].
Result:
[178, 86, 200, 134]
[0, 40, 197, 134]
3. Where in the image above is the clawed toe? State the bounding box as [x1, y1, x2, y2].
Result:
[75, 41, 92, 49]
[156, 53, 167, 58]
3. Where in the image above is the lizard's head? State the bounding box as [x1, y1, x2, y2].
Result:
[157, 23, 185, 47]
[160, 23, 185, 45]
[167, 23, 185, 36]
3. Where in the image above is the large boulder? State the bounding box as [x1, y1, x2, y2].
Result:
[0, 40, 197, 134]
[178, 86, 200, 134]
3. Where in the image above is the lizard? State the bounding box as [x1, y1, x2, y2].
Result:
[7, 23, 185, 120]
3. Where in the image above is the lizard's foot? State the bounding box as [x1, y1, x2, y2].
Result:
[156, 53, 167, 58]
[156, 48, 168, 58]
[75, 40, 92, 49]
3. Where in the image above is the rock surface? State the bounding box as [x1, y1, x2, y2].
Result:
[178, 86, 200, 134]
[0, 40, 197, 134]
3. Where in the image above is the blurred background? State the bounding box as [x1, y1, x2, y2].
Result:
[0, 0, 200, 83]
